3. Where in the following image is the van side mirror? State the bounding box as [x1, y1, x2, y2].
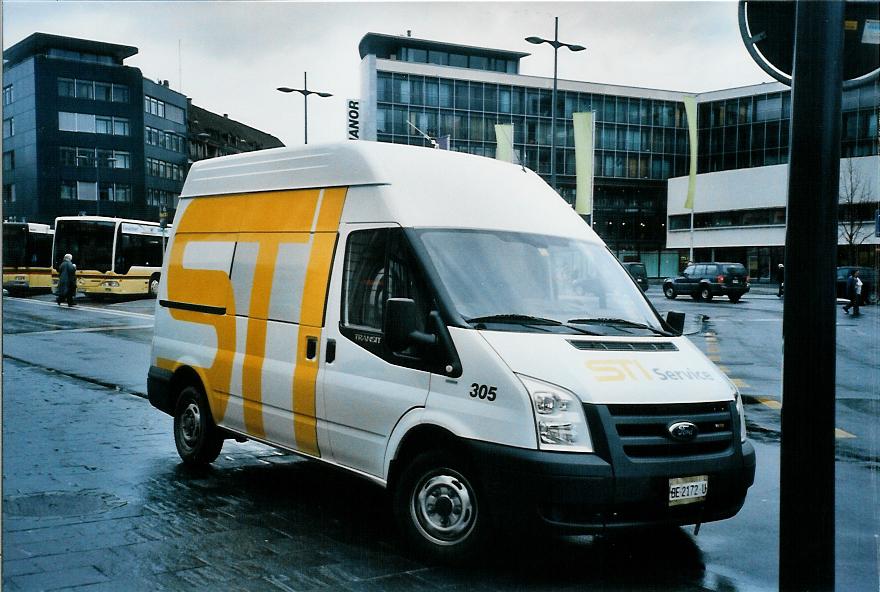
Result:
[385, 298, 437, 352]
[665, 311, 685, 335]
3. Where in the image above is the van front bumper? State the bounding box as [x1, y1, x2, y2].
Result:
[465, 439, 755, 533]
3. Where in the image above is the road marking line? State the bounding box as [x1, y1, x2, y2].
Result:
[708, 355, 721, 362]
[731, 378, 750, 389]
[6, 297, 154, 319]
[707, 344, 720, 354]
[754, 396, 781, 410]
[717, 365, 731, 373]
[835, 428, 856, 439]
[11, 324, 154, 336]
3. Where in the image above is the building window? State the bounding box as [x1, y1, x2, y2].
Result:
[3, 151, 14, 170]
[60, 112, 129, 136]
[3, 117, 14, 138]
[58, 78, 75, 97]
[60, 181, 77, 200]
[75, 79, 94, 100]
[96, 116, 112, 135]
[60, 146, 77, 166]
[3, 84, 14, 105]
[112, 84, 129, 103]
[94, 82, 112, 101]
[114, 184, 132, 202]
[3, 184, 15, 203]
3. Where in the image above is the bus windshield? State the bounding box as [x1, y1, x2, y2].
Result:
[415, 229, 664, 336]
[54, 220, 116, 272]
[2, 224, 28, 267]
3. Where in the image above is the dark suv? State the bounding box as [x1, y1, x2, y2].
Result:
[663, 262, 750, 303]
[622, 262, 649, 291]
[836, 266, 877, 305]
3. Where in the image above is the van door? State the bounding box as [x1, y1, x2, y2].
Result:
[320, 225, 432, 477]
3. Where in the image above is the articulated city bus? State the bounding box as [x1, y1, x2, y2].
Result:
[52, 216, 168, 298]
[3, 222, 55, 294]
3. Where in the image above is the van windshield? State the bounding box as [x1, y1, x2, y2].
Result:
[416, 229, 665, 335]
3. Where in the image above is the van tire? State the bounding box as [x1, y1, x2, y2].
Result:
[663, 285, 676, 299]
[393, 449, 489, 563]
[700, 285, 713, 302]
[173, 386, 223, 466]
[729, 294, 741, 303]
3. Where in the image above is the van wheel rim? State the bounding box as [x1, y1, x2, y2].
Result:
[179, 403, 201, 449]
[150, 279, 159, 295]
[412, 471, 476, 545]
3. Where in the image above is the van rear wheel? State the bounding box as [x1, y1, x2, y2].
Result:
[393, 449, 489, 563]
[663, 285, 676, 299]
[173, 386, 223, 466]
[700, 285, 713, 301]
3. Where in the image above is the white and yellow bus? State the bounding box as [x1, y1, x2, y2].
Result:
[52, 216, 168, 298]
[3, 222, 55, 294]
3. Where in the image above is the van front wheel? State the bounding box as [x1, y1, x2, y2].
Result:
[173, 386, 223, 466]
[393, 450, 489, 562]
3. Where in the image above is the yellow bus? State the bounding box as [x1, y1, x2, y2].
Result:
[3, 222, 55, 294]
[52, 216, 168, 298]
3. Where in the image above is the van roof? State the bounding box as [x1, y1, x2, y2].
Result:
[181, 142, 598, 242]
[183, 142, 516, 197]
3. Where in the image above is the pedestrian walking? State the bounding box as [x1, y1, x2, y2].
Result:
[56, 253, 77, 307]
[776, 263, 784, 297]
[842, 269, 861, 316]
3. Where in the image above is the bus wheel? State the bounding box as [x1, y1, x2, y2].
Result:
[173, 386, 223, 466]
[149, 274, 160, 297]
[393, 449, 489, 563]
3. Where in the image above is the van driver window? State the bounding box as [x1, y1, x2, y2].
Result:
[342, 228, 432, 335]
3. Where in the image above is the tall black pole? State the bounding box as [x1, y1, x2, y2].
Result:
[303, 72, 309, 145]
[779, 2, 844, 590]
[550, 16, 559, 193]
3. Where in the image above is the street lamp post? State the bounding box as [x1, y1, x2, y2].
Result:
[77, 153, 117, 216]
[277, 72, 333, 145]
[526, 17, 586, 194]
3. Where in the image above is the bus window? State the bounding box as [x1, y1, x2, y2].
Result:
[2, 224, 28, 267]
[115, 230, 163, 275]
[53, 220, 115, 272]
[31, 232, 54, 267]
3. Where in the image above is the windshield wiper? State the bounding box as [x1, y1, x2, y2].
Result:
[466, 314, 600, 335]
[466, 314, 563, 326]
[567, 317, 671, 336]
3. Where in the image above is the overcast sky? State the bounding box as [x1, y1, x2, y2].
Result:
[3, 1, 774, 146]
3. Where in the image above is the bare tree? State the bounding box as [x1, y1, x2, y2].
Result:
[839, 158, 878, 266]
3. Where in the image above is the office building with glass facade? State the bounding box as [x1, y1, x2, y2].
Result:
[668, 82, 879, 281]
[357, 33, 879, 280]
[358, 32, 690, 278]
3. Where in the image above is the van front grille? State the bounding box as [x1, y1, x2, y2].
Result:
[605, 402, 733, 460]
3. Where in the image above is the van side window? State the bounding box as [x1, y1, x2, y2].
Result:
[342, 228, 434, 364]
[343, 229, 388, 330]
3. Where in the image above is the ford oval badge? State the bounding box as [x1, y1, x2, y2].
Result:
[668, 421, 699, 442]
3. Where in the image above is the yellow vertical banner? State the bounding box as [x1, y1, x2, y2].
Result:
[684, 95, 698, 210]
[573, 112, 594, 216]
[494, 124, 515, 163]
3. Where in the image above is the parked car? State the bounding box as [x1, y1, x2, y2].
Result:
[663, 262, 750, 303]
[622, 261, 649, 291]
[836, 266, 877, 305]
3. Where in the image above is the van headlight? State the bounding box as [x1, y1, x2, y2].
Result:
[518, 375, 593, 452]
[735, 391, 747, 442]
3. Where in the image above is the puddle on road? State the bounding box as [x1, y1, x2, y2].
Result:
[4, 490, 127, 518]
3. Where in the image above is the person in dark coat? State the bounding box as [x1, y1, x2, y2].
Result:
[776, 263, 784, 297]
[843, 269, 860, 316]
[56, 253, 77, 307]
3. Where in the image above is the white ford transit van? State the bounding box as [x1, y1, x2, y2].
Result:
[149, 142, 755, 560]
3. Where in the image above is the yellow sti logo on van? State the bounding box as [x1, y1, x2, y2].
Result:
[585, 359, 652, 382]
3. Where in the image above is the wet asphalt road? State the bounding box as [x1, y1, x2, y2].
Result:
[2, 290, 878, 591]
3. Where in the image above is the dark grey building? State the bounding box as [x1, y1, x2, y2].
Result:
[2, 32, 282, 225]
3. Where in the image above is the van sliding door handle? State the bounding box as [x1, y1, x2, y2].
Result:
[306, 336, 318, 360]
[326, 339, 336, 364]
